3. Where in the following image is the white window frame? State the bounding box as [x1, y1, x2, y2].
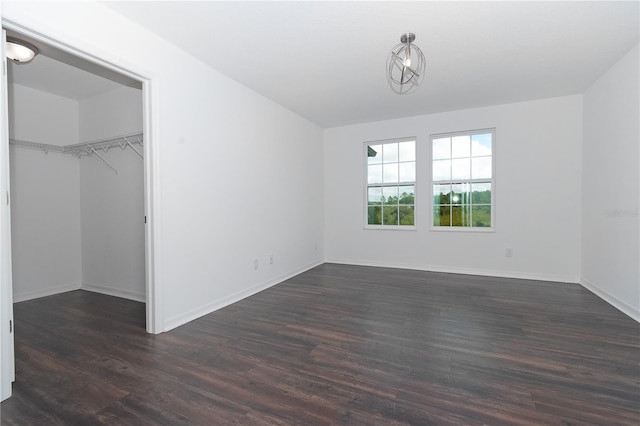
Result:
[430, 129, 495, 232]
[364, 137, 417, 230]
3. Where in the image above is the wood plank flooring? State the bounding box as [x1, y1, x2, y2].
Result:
[1, 263, 639, 425]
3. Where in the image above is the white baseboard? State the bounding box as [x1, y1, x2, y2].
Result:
[164, 260, 324, 332]
[580, 278, 640, 323]
[325, 258, 579, 283]
[13, 282, 81, 303]
[81, 282, 145, 303]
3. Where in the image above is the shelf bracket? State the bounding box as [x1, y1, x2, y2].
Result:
[124, 137, 143, 158]
[86, 144, 118, 175]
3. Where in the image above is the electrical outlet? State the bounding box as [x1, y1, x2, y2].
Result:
[505, 248, 513, 257]
[314, 242, 318, 251]
[254, 259, 259, 269]
[269, 254, 274, 264]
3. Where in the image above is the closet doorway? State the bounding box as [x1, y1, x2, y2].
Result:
[5, 29, 149, 325]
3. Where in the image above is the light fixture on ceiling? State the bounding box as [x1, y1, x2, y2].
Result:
[5, 37, 39, 64]
[386, 33, 425, 95]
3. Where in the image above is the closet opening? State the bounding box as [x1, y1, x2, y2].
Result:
[4, 28, 151, 333]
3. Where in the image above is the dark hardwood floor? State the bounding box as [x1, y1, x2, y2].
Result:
[1, 263, 638, 425]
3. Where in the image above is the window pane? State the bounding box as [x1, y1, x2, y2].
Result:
[433, 184, 450, 205]
[433, 159, 451, 181]
[383, 163, 399, 183]
[451, 205, 471, 226]
[382, 186, 398, 204]
[471, 133, 492, 157]
[398, 141, 415, 162]
[383, 143, 398, 163]
[368, 186, 382, 204]
[368, 164, 382, 184]
[368, 206, 382, 225]
[399, 185, 414, 205]
[471, 183, 491, 204]
[367, 144, 382, 164]
[432, 137, 450, 160]
[472, 157, 492, 179]
[451, 158, 470, 180]
[399, 206, 414, 226]
[472, 205, 491, 227]
[399, 162, 415, 182]
[434, 206, 450, 226]
[367, 138, 417, 228]
[383, 206, 398, 225]
[451, 135, 470, 158]
[451, 183, 470, 205]
[431, 130, 494, 229]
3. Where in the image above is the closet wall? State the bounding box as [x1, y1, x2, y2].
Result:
[9, 82, 144, 302]
[9, 84, 82, 301]
[79, 86, 145, 301]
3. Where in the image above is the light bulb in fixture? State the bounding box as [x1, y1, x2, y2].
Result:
[5, 37, 39, 64]
[404, 45, 412, 67]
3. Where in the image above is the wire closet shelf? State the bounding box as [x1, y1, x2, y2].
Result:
[9, 132, 143, 175]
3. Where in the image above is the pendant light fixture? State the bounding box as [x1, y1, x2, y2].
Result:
[386, 33, 425, 94]
[5, 37, 39, 64]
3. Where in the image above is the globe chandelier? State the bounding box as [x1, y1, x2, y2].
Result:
[386, 33, 425, 95]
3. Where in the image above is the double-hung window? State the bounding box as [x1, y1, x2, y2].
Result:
[365, 138, 416, 228]
[431, 129, 494, 230]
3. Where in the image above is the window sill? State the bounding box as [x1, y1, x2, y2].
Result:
[430, 226, 495, 233]
[364, 226, 417, 231]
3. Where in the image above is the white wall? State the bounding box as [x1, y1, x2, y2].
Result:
[8, 83, 78, 145]
[79, 85, 143, 141]
[158, 60, 324, 329]
[324, 95, 583, 282]
[2, 1, 325, 331]
[79, 148, 145, 301]
[79, 86, 145, 301]
[582, 45, 639, 321]
[8, 84, 82, 301]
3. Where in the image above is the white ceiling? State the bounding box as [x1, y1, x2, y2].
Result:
[102, 1, 639, 128]
[11, 2, 638, 127]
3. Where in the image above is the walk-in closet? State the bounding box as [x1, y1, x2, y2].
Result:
[6, 31, 146, 313]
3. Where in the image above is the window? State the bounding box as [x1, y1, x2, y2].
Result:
[365, 138, 415, 228]
[431, 129, 494, 229]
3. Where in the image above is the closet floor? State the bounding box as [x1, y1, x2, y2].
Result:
[1, 264, 639, 425]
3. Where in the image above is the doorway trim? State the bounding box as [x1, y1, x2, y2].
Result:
[0, 19, 163, 334]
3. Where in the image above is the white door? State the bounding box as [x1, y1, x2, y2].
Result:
[0, 28, 15, 402]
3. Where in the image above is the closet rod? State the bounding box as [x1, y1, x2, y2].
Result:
[8, 138, 65, 154]
[65, 132, 144, 157]
[9, 132, 144, 158]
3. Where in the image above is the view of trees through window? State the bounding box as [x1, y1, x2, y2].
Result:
[432, 130, 494, 228]
[433, 184, 491, 227]
[365, 131, 493, 229]
[367, 185, 415, 225]
[366, 139, 415, 227]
